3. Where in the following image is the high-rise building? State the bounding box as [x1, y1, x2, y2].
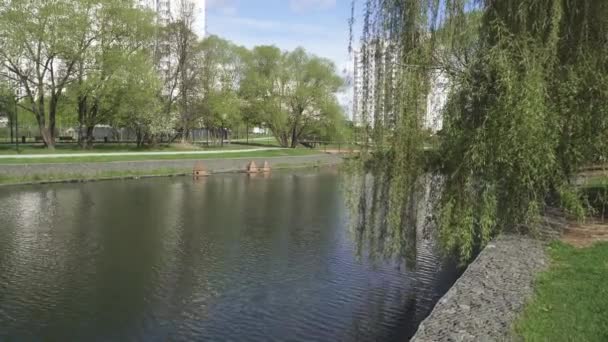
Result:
[138, 0, 206, 38]
[194, 0, 206, 38]
[351, 50, 368, 127]
[352, 40, 447, 133]
[351, 40, 397, 128]
[425, 70, 448, 132]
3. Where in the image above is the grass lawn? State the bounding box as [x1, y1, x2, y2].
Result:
[0, 168, 188, 185]
[515, 242, 608, 341]
[0, 148, 319, 165]
[0, 143, 253, 155]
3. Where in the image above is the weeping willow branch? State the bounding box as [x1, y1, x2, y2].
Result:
[349, 0, 608, 261]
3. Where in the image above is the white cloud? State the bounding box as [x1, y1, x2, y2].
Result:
[289, 0, 337, 12]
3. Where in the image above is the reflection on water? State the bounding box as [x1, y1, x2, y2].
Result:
[343, 163, 447, 267]
[342, 163, 460, 334]
[0, 169, 459, 341]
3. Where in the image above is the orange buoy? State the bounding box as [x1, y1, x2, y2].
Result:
[262, 161, 271, 173]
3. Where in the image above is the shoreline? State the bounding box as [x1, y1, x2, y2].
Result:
[410, 212, 566, 341]
[0, 154, 344, 187]
[410, 234, 548, 341]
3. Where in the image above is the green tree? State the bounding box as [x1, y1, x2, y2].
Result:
[242, 46, 344, 148]
[240, 46, 285, 144]
[70, 0, 156, 148]
[199, 35, 248, 145]
[111, 54, 167, 147]
[0, 0, 100, 148]
[0, 82, 16, 142]
[159, 0, 204, 143]
[351, 0, 608, 261]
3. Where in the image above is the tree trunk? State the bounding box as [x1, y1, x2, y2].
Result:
[149, 134, 158, 147]
[278, 132, 289, 148]
[136, 129, 144, 148]
[290, 111, 303, 148]
[48, 94, 59, 149]
[33, 92, 55, 149]
[40, 127, 55, 149]
[9, 111, 14, 144]
[84, 125, 95, 149]
[290, 125, 298, 148]
[181, 128, 190, 144]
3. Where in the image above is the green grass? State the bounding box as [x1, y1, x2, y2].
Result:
[0, 168, 188, 185]
[0, 148, 319, 165]
[515, 242, 608, 341]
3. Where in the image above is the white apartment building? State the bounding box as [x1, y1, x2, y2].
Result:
[425, 70, 448, 132]
[352, 39, 401, 130]
[352, 41, 448, 133]
[351, 49, 370, 127]
[138, 0, 206, 38]
[352, 44, 385, 128]
[138, 0, 207, 98]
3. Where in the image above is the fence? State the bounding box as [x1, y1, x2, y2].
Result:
[0, 125, 273, 147]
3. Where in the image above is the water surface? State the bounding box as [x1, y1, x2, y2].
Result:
[0, 170, 459, 341]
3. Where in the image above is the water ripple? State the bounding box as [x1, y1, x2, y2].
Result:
[0, 171, 459, 341]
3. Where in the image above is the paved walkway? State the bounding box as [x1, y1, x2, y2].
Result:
[0, 147, 280, 159]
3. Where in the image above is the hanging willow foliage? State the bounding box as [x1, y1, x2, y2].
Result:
[350, 0, 608, 261]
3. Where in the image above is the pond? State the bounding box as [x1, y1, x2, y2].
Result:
[0, 169, 460, 341]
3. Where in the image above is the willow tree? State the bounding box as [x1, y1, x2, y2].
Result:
[241, 46, 343, 148]
[352, 0, 608, 261]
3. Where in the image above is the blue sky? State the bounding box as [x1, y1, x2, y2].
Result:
[206, 0, 356, 78]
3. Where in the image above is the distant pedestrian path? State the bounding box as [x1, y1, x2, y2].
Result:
[0, 147, 281, 159]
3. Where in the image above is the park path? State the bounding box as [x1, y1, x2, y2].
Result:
[0, 147, 281, 159]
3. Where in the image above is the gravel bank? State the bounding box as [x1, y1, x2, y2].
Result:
[410, 234, 549, 342]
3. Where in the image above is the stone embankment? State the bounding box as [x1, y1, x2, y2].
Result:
[411, 211, 565, 341]
[411, 234, 547, 341]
